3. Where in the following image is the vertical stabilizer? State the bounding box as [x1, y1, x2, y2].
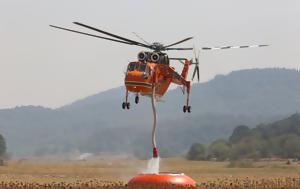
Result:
[181, 59, 190, 80]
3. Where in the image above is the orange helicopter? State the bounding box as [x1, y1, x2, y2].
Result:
[50, 22, 268, 113]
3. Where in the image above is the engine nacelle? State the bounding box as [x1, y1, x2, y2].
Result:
[138, 51, 147, 61]
[151, 52, 160, 63]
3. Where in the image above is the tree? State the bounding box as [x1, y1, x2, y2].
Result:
[0, 134, 6, 157]
[229, 125, 251, 143]
[208, 139, 231, 161]
[281, 134, 300, 158]
[186, 143, 206, 161]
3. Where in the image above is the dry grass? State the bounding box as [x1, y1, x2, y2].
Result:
[1, 158, 300, 188]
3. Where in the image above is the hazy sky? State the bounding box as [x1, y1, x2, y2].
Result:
[0, 0, 299, 108]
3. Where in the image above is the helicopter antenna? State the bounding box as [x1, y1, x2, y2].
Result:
[132, 32, 151, 45]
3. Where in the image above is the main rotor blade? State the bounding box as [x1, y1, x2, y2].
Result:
[49, 25, 134, 45]
[165, 47, 193, 50]
[164, 37, 193, 48]
[202, 44, 269, 50]
[169, 58, 187, 61]
[73, 22, 151, 48]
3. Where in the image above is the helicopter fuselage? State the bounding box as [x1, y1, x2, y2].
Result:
[125, 62, 170, 97]
[125, 57, 190, 98]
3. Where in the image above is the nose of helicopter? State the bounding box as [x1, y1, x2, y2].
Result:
[125, 71, 152, 93]
[126, 71, 143, 78]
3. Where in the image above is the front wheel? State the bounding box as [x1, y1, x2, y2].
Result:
[135, 96, 139, 104]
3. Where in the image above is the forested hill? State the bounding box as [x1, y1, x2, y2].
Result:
[187, 113, 300, 161]
[0, 68, 300, 158]
[227, 113, 300, 160]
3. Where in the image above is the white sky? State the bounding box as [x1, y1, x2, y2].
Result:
[0, 0, 299, 108]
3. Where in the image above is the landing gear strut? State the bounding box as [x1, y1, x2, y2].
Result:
[183, 81, 191, 113]
[122, 89, 130, 110]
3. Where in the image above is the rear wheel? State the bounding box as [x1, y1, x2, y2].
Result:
[126, 102, 130, 109]
[187, 106, 191, 113]
[122, 102, 126, 109]
[183, 106, 187, 113]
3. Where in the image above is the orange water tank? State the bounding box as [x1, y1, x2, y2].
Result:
[128, 173, 197, 189]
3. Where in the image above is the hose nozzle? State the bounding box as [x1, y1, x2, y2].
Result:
[153, 147, 158, 158]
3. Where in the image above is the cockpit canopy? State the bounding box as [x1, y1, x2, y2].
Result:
[127, 62, 147, 72]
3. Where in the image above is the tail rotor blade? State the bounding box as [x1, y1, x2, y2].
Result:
[196, 65, 200, 82]
[193, 46, 197, 62]
[192, 65, 200, 82]
[197, 50, 200, 82]
[191, 47, 200, 82]
[192, 66, 197, 81]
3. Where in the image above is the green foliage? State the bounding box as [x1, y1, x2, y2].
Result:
[187, 113, 300, 161]
[228, 113, 300, 160]
[280, 134, 300, 158]
[229, 125, 251, 143]
[186, 143, 206, 160]
[0, 134, 6, 157]
[208, 139, 231, 161]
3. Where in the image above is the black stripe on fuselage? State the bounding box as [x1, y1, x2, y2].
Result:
[125, 81, 153, 88]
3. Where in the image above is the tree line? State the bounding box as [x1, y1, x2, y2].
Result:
[0, 134, 6, 160]
[187, 113, 300, 161]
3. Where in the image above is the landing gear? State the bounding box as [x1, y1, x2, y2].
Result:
[183, 81, 191, 113]
[183, 105, 191, 113]
[122, 89, 130, 110]
[135, 95, 139, 104]
[122, 102, 130, 109]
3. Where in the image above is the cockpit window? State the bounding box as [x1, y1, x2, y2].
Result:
[139, 63, 146, 72]
[128, 63, 136, 71]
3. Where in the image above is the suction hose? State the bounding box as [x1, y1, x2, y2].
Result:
[151, 84, 158, 158]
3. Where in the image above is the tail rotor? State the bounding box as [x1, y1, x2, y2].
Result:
[191, 47, 200, 82]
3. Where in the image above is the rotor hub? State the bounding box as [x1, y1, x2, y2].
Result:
[151, 42, 165, 51]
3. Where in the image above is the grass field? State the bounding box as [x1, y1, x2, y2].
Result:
[1, 158, 300, 188]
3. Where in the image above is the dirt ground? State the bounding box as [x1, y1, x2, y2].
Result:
[0, 158, 300, 183]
